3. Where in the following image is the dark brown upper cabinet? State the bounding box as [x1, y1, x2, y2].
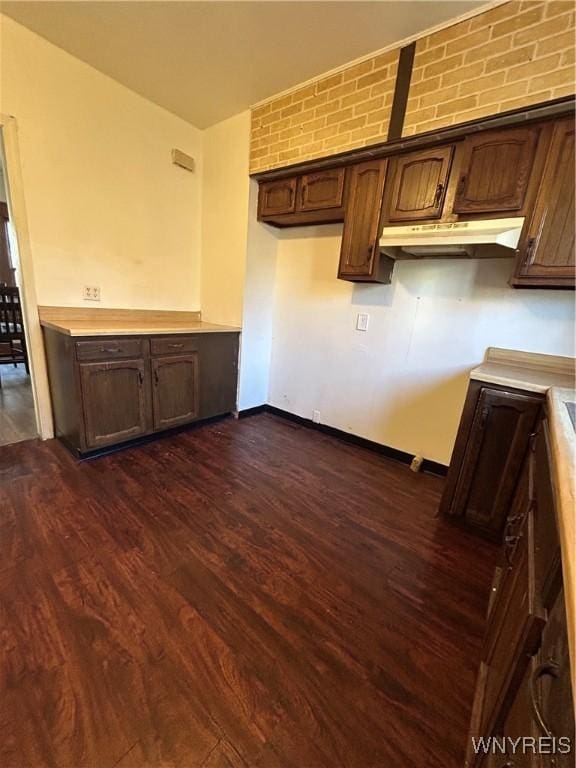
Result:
[453, 126, 540, 216]
[383, 145, 454, 223]
[79, 359, 149, 450]
[512, 117, 575, 288]
[258, 168, 347, 226]
[298, 168, 346, 212]
[258, 178, 297, 217]
[255, 108, 574, 289]
[152, 353, 199, 431]
[337, 159, 394, 284]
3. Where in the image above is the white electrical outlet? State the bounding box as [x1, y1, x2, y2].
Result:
[312, 410, 321, 424]
[356, 312, 369, 331]
[83, 286, 101, 301]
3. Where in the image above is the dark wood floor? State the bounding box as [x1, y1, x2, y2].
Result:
[0, 414, 497, 768]
[0, 364, 36, 446]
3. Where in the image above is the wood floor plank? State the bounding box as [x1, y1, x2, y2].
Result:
[0, 414, 497, 768]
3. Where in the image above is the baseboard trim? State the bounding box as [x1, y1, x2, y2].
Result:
[237, 404, 268, 419]
[238, 404, 448, 477]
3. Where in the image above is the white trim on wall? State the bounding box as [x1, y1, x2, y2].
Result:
[1, 114, 54, 440]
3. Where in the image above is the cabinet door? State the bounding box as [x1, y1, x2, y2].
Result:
[297, 168, 345, 212]
[494, 656, 542, 768]
[258, 178, 297, 217]
[453, 126, 539, 215]
[450, 387, 541, 536]
[480, 509, 545, 739]
[535, 589, 574, 764]
[152, 354, 199, 431]
[80, 359, 148, 449]
[338, 159, 388, 281]
[513, 118, 575, 287]
[384, 145, 454, 222]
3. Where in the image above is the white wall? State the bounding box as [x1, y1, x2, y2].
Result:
[0, 15, 203, 310]
[267, 230, 576, 464]
[200, 114, 278, 410]
[238, 180, 278, 410]
[201, 111, 250, 326]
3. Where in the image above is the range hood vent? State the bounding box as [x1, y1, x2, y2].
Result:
[379, 218, 524, 260]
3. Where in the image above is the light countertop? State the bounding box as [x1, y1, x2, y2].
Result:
[470, 347, 575, 393]
[546, 386, 576, 702]
[38, 306, 241, 337]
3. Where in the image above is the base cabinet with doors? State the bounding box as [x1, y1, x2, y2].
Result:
[43, 329, 239, 455]
[464, 420, 574, 766]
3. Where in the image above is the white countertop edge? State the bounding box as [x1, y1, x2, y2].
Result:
[40, 320, 242, 336]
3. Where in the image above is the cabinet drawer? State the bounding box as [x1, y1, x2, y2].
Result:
[76, 338, 144, 361]
[151, 336, 199, 356]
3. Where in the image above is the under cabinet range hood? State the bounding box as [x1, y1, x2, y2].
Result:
[379, 218, 525, 260]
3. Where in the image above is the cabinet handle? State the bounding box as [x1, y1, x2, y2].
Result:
[99, 347, 122, 354]
[434, 182, 444, 207]
[168, 343, 183, 349]
[524, 237, 536, 265]
[138, 370, 144, 386]
[504, 511, 525, 541]
[154, 368, 159, 385]
[456, 174, 467, 198]
[530, 659, 560, 738]
[504, 533, 521, 567]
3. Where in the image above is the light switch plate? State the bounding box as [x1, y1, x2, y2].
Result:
[356, 312, 369, 331]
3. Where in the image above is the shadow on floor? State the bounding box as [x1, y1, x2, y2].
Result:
[0, 364, 36, 446]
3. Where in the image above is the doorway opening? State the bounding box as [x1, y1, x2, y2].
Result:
[0, 151, 37, 446]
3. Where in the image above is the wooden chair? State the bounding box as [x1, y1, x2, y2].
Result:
[0, 285, 29, 387]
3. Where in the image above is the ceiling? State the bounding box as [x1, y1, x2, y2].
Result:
[1, 1, 488, 128]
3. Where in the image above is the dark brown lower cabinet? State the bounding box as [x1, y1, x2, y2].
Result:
[43, 329, 239, 455]
[152, 354, 199, 430]
[465, 423, 574, 767]
[440, 380, 542, 538]
[79, 359, 149, 449]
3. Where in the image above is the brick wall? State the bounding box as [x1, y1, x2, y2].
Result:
[250, 50, 398, 173]
[403, 0, 575, 136]
[250, 0, 575, 173]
